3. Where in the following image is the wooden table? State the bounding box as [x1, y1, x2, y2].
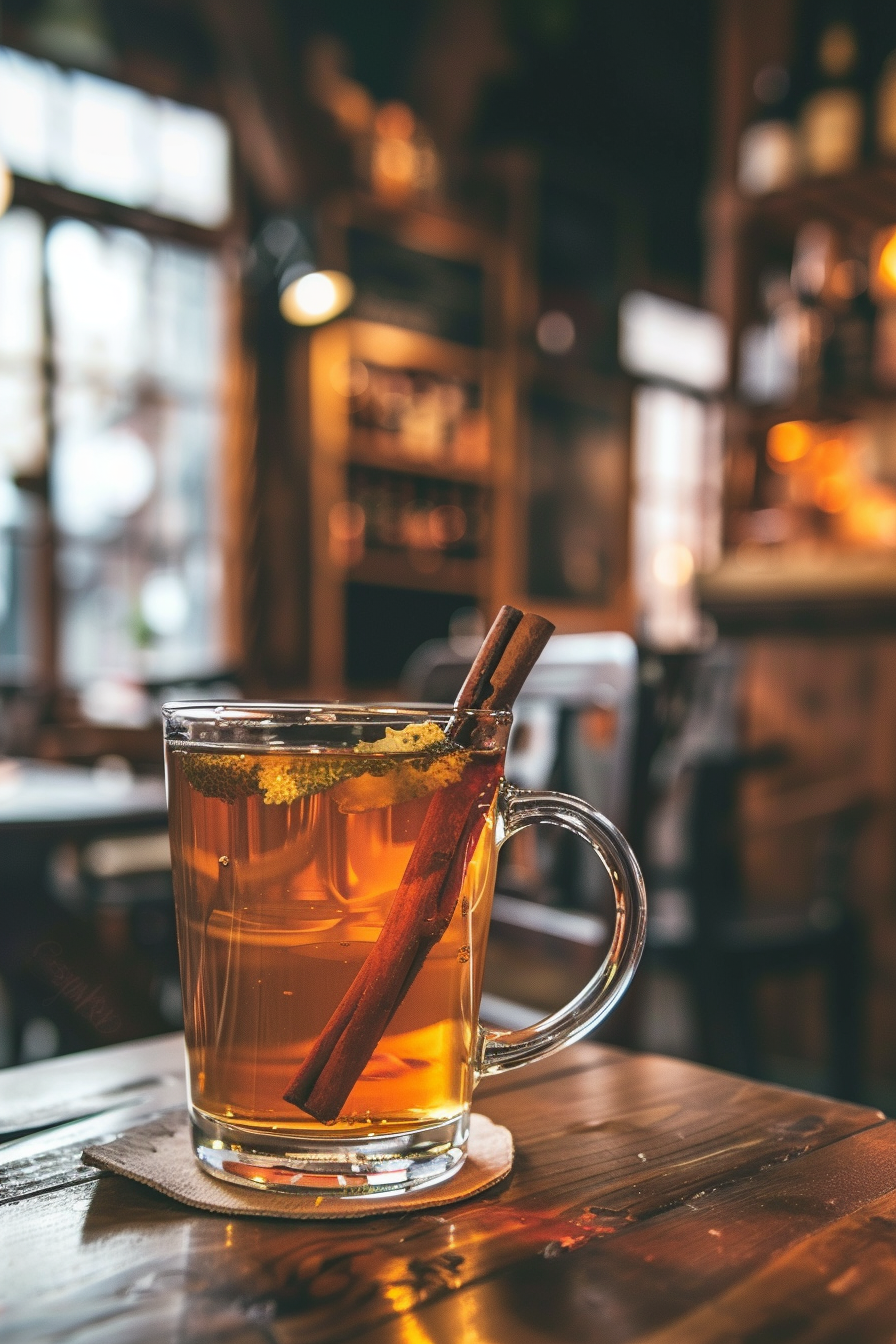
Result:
[3, 1035, 896, 1342]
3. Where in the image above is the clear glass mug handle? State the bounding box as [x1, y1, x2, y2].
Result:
[475, 782, 648, 1078]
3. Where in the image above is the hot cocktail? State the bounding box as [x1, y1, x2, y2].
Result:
[167, 724, 503, 1145]
[164, 608, 647, 1199]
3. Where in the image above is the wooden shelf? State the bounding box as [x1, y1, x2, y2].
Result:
[325, 190, 494, 267]
[743, 162, 896, 238]
[698, 548, 896, 633]
[346, 549, 486, 596]
[349, 320, 483, 380]
[346, 429, 491, 485]
[737, 393, 896, 432]
[303, 190, 521, 688]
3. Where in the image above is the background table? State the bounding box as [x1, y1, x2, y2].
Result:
[0, 761, 172, 1063]
[3, 1035, 896, 1342]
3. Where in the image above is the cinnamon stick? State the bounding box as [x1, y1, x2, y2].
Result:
[283, 607, 554, 1120]
[280, 609, 523, 1112]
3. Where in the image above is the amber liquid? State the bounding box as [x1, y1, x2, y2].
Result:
[167, 749, 501, 1138]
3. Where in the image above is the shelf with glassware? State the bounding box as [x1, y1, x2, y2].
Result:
[748, 163, 896, 233]
[734, 5, 896, 204]
[518, 354, 632, 634]
[304, 309, 517, 689]
[300, 180, 525, 691]
[700, 0, 896, 1099]
[728, 199, 896, 558]
[699, 1, 896, 619]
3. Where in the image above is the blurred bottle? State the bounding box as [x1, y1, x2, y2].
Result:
[790, 221, 839, 398]
[738, 64, 796, 196]
[870, 227, 896, 390]
[739, 270, 801, 404]
[873, 306, 896, 390]
[797, 14, 864, 177]
[824, 250, 872, 397]
[876, 50, 896, 157]
[365, 473, 399, 549]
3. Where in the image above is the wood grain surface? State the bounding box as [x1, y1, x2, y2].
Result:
[1, 1034, 895, 1343]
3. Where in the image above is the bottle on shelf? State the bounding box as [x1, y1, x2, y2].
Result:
[739, 270, 801, 404]
[876, 50, 896, 157]
[738, 64, 796, 197]
[346, 465, 488, 568]
[348, 362, 484, 472]
[789, 220, 839, 399]
[823, 251, 872, 398]
[863, 228, 896, 392]
[796, 14, 865, 177]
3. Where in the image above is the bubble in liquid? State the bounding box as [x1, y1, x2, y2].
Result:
[457, 945, 471, 964]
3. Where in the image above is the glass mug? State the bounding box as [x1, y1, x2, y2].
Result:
[163, 703, 646, 1199]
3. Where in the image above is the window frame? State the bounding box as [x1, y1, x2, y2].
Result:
[3, 147, 249, 706]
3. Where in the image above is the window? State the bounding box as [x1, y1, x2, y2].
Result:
[0, 48, 230, 226]
[632, 386, 723, 649]
[0, 48, 234, 706]
[48, 219, 227, 686]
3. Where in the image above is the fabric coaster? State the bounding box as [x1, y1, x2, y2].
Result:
[82, 1111, 513, 1219]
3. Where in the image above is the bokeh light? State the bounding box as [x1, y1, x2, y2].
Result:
[652, 542, 695, 588]
[536, 310, 576, 355]
[279, 269, 355, 326]
[768, 420, 813, 465]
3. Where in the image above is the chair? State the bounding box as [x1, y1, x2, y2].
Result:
[400, 630, 640, 1029]
[8, 808, 180, 1063]
[645, 646, 870, 1101]
[401, 631, 638, 827]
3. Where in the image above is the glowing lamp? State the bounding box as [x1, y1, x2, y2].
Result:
[814, 473, 851, 513]
[767, 420, 813, 465]
[872, 227, 896, 298]
[254, 215, 355, 328]
[652, 543, 695, 588]
[0, 156, 12, 218]
[279, 268, 355, 326]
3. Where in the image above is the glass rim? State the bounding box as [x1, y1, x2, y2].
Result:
[161, 701, 513, 726]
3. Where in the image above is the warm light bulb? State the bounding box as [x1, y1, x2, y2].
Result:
[279, 270, 355, 326]
[652, 543, 695, 588]
[814, 473, 851, 513]
[877, 229, 896, 295]
[0, 156, 12, 219]
[767, 420, 813, 465]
